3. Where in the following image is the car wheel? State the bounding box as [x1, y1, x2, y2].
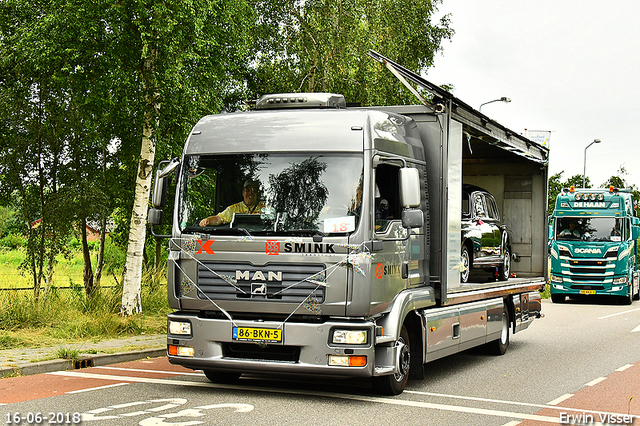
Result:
[498, 246, 510, 281]
[461, 245, 471, 283]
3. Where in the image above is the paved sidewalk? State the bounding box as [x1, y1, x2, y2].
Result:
[0, 334, 166, 378]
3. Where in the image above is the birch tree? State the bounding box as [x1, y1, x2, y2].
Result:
[115, 0, 257, 315]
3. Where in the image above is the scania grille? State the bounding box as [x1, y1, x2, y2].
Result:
[197, 262, 326, 303]
[559, 256, 614, 284]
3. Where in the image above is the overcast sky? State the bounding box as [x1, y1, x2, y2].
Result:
[426, 0, 640, 188]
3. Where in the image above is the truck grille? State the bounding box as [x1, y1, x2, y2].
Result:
[559, 256, 614, 285]
[197, 261, 326, 303]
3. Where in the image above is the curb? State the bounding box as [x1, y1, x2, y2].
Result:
[0, 347, 166, 378]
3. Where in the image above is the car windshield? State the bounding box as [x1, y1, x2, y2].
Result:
[556, 217, 625, 242]
[177, 153, 364, 236]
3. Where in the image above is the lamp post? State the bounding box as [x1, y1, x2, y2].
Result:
[479, 97, 511, 112]
[582, 139, 601, 188]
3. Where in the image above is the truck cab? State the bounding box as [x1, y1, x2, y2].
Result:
[549, 186, 640, 303]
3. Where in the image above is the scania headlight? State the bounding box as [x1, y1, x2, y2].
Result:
[550, 274, 563, 283]
[613, 276, 627, 284]
[332, 329, 368, 345]
[168, 320, 192, 336]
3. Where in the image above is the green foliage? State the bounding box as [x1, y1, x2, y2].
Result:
[548, 173, 594, 214]
[55, 347, 81, 361]
[0, 264, 169, 345]
[250, 0, 453, 106]
[0, 234, 26, 250]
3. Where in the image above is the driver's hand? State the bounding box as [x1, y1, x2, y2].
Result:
[199, 218, 209, 227]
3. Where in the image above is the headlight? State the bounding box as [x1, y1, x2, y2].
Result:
[332, 329, 368, 345]
[550, 274, 563, 283]
[168, 320, 192, 335]
[613, 276, 627, 284]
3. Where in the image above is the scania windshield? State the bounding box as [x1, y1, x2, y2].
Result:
[177, 153, 364, 236]
[556, 217, 627, 242]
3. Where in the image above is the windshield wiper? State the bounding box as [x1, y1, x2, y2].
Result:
[287, 229, 326, 241]
[182, 225, 251, 236]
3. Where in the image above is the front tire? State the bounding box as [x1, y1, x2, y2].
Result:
[372, 326, 411, 395]
[551, 294, 566, 303]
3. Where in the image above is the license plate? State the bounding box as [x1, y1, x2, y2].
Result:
[233, 326, 282, 343]
[580, 290, 596, 295]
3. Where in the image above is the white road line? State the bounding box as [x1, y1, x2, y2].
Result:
[616, 364, 634, 372]
[598, 307, 640, 319]
[632, 324, 640, 333]
[501, 422, 521, 426]
[547, 394, 574, 406]
[585, 377, 606, 387]
[67, 382, 129, 394]
[92, 366, 203, 376]
[45, 370, 606, 425]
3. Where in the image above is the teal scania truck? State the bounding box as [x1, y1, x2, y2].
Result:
[549, 186, 640, 304]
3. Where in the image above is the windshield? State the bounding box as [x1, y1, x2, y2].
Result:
[177, 153, 364, 236]
[556, 217, 626, 242]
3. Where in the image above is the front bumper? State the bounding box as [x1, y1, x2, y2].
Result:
[166, 312, 377, 378]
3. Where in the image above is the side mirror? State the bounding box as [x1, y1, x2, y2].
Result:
[402, 209, 424, 229]
[399, 167, 421, 208]
[152, 170, 169, 208]
[148, 207, 164, 226]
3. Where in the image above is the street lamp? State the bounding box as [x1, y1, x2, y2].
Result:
[582, 139, 601, 188]
[479, 97, 511, 112]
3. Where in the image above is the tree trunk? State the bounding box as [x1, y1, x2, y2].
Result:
[80, 217, 94, 296]
[94, 215, 107, 288]
[120, 39, 159, 316]
[121, 116, 155, 316]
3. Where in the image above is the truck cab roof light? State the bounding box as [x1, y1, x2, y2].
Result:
[256, 93, 347, 110]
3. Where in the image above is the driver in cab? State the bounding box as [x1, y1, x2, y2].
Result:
[199, 179, 265, 227]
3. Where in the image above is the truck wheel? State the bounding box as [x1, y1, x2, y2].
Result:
[203, 369, 241, 384]
[551, 294, 565, 303]
[498, 247, 511, 281]
[461, 246, 471, 283]
[372, 326, 410, 395]
[486, 308, 509, 355]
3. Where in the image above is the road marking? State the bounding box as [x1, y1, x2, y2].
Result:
[616, 364, 633, 372]
[67, 382, 129, 394]
[547, 394, 573, 406]
[632, 324, 640, 333]
[585, 377, 606, 387]
[501, 422, 521, 426]
[46, 370, 612, 424]
[93, 366, 203, 376]
[598, 307, 640, 319]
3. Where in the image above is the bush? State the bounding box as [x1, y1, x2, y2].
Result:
[0, 233, 26, 249]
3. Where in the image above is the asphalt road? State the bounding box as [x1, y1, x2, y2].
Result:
[2, 297, 640, 426]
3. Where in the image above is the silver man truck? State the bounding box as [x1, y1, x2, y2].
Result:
[149, 52, 548, 395]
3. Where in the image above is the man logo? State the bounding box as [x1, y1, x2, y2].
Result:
[252, 283, 267, 295]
